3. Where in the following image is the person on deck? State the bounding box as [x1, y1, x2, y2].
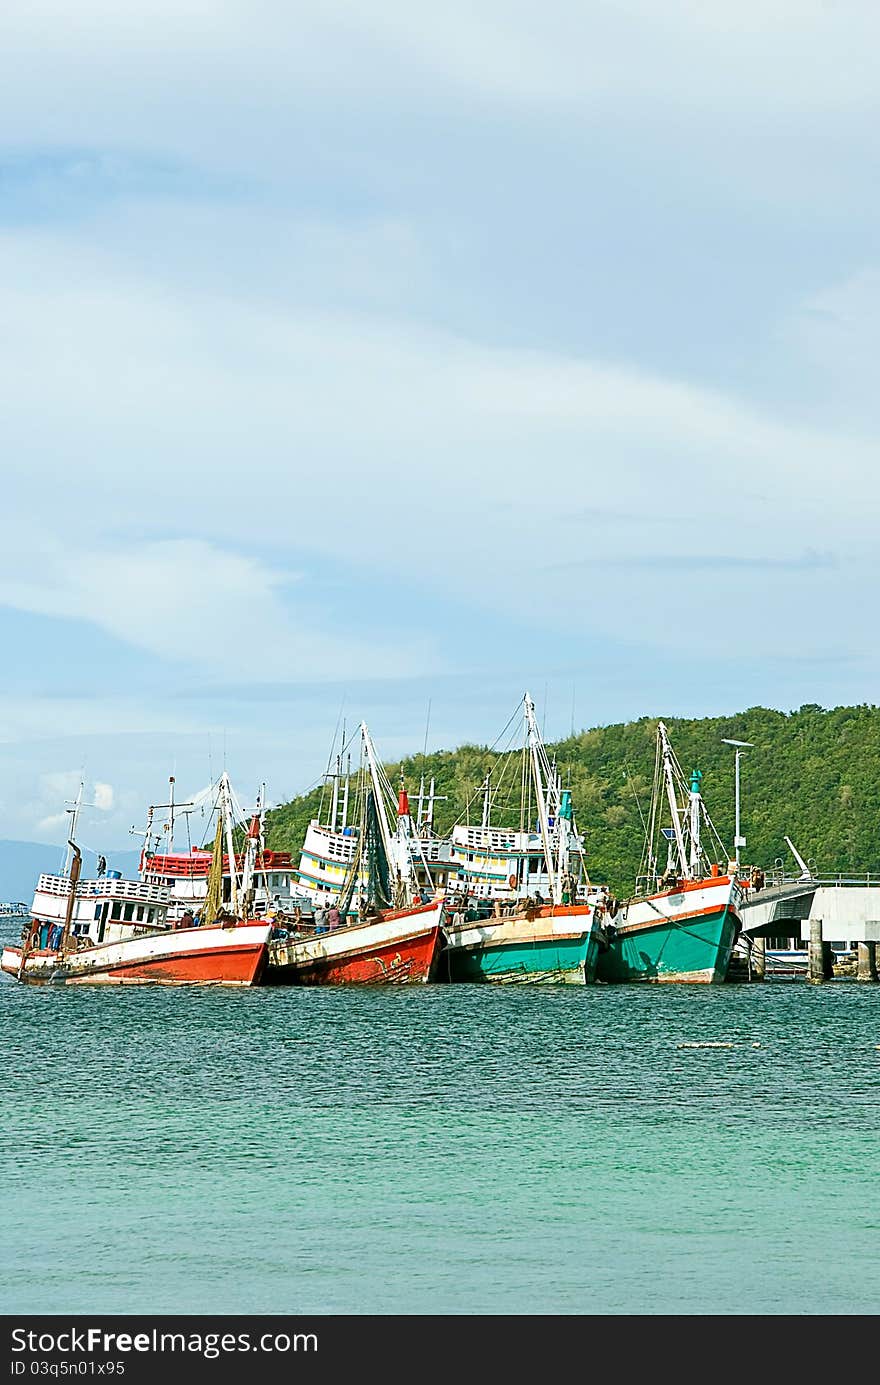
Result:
[314, 903, 327, 934]
[327, 903, 340, 930]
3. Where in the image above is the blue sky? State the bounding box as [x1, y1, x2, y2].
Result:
[1, 1, 879, 849]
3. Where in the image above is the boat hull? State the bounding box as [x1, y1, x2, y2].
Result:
[442, 905, 599, 984]
[0, 922, 271, 987]
[597, 878, 741, 984]
[266, 900, 443, 985]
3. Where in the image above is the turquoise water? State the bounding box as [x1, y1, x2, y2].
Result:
[1, 935, 879, 1314]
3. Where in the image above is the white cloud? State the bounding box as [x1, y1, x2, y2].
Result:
[0, 523, 432, 681]
[0, 218, 878, 664]
[35, 812, 68, 834]
[39, 770, 84, 802]
[93, 781, 114, 810]
[0, 1, 877, 822]
[1, 1, 878, 142]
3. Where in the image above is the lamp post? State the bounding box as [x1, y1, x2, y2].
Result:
[721, 739, 753, 874]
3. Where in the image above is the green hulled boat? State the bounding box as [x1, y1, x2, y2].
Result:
[441, 693, 604, 984]
[443, 904, 601, 984]
[596, 722, 743, 984]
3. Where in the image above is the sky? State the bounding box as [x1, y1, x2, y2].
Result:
[1, 1, 879, 850]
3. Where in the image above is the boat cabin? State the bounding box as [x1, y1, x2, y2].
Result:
[142, 847, 303, 920]
[30, 872, 171, 946]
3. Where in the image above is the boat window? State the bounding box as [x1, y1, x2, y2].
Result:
[123, 903, 134, 922]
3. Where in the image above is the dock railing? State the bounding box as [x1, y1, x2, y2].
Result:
[764, 864, 880, 890]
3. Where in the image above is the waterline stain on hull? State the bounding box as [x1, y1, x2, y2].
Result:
[270, 928, 440, 985]
[265, 902, 444, 985]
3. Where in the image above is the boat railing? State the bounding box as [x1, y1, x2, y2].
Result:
[35, 873, 170, 904]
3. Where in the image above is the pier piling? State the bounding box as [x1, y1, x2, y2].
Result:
[808, 919, 832, 983]
[751, 935, 766, 981]
[856, 940, 878, 982]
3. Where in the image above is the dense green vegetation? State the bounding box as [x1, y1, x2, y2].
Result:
[265, 704, 880, 895]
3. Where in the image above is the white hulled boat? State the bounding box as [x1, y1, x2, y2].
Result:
[1, 775, 271, 986]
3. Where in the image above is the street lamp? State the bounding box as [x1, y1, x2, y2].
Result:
[721, 739, 754, 874]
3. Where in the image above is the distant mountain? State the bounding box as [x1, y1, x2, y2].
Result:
[0, 841, 141, 903]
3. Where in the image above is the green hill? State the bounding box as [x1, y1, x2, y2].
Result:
[265, 703, 880, 895]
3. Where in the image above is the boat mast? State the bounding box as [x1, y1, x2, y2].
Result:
[525, 692, 558, 903]
[58, 840, 82, 958]
[481, 773, 491, 830]
[658, 722, 688, 879]
[341, 754, 350, 831]
[331, 754, 341, 832]
[688, 769, 703, 877]
[131, 805, 156, 873]
[360, 722, 415, 904]
[167, 775, 175, 855]
[240, 783, 264, 912]
[555, 788, 567, 886]
[219, 772, 240, 914]
[395, 774, 417, 901]
[63, 781, 85, 876]
[360, 724, 395, 864]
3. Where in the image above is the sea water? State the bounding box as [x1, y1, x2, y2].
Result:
[1, 923, 878, 1314]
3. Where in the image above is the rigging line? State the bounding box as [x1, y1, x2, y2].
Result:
[492, 727, 531, 822]
[450, 711, 524, 831]
[422, 699, 432, 760]
[197, 787, 223, 850]
[643, 731, 662, 886]
[623, 758, 650, 851]
[337, 723, 361, 760]
[317, 697, 348, 826]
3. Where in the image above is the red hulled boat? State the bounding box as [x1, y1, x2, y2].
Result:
[266, 722, 445, 984]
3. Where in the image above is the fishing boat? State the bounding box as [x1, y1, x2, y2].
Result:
[137, 777, 308, 921]
[441, 694, 605, 984]
[1, 775, 271, 986]
[267, 723, 443, 984]
[294, 734, 456, 908]
[596, 722, 743, 984]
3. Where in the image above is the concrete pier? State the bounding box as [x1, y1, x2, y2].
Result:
[798, 918, 880, 981]
[751, 935, 766, 981]
[857, 940, 878, 982]
[808, 919, 833, 983]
